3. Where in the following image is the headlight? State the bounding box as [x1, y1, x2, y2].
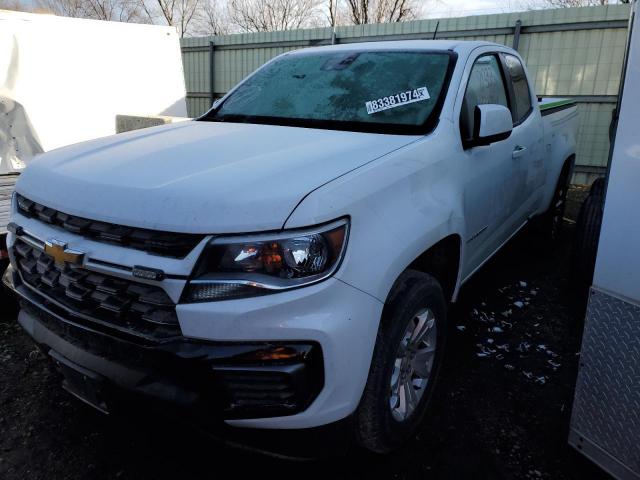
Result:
[183, 218, 349, 302]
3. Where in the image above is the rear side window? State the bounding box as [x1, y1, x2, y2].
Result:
[460, 54, 509, 143]
[504, 54, 532, 124]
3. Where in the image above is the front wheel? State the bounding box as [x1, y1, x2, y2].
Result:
[355, 270, 447, 453]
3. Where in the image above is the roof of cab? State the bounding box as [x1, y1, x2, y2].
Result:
[290, 40, 507, 57]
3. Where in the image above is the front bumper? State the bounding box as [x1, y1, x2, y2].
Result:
[3, 261, 384, 429]
[5, 264, 323, 419]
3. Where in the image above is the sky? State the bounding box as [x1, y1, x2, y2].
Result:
[425, 0, 532, 18]
[7, 0, 628, 26]
[7, 0, 562, 19]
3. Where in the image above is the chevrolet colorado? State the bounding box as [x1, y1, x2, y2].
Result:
[2, 40, 577, 455]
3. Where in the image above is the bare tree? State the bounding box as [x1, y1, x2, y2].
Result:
[521, 0, 622, 7]
[540, 0, 601, 5]
[29, 0, 210, 36]
[228, 0, 322, 32]
[327, 0, 337, 26]
[175, 0, 202, 35]
[37, 0, 88, 17]
[37, 0, 146, 20]
[83, 0, 144, 21]
[344, 0, 420, 24]
[194, 0, 229, 35]
[0, 0, 28, 11]
[139, 0, 201, 36]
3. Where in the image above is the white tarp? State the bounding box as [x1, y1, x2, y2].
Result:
[0, 10, 187, 175]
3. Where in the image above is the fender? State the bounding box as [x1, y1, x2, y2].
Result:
[284, 125, 467, 305]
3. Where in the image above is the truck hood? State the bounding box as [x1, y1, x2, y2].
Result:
[16, 121, 416, 233]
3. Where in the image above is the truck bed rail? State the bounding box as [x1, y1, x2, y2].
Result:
[539, 98, 577, 117]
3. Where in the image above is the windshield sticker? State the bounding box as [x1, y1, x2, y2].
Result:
[365, 87, 430, 115]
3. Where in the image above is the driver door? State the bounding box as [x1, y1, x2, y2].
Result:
[460, 53, 520, 278]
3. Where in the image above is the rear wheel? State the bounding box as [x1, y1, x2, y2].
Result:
[355, 270, 447, 453]
[571, 177, 605, 287]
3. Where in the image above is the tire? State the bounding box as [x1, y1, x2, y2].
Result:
[571, 178, 605, 286]
[537, 161, 572, 243]
[355, 270, 447, 453]
[588, 176, 606, 197]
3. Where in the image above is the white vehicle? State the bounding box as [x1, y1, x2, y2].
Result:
[0, 10, 187, 265]
[570, 2, 639, 478]
[3, 40, 577, 455]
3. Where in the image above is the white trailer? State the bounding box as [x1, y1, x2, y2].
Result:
[569, 2, 640, 479]
[0, 10, 188, 259]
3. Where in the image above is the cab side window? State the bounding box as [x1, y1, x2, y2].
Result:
[460, 55, 509, 144]
[503, 54, 532, 124]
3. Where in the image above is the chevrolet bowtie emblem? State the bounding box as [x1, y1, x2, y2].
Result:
[44, 239, 85, 266]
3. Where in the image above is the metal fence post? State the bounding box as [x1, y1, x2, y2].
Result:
[513, 19, 522, 50]
[209, 41, 215, 106]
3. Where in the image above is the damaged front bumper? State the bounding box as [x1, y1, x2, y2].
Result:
[3, 264, 324, 421]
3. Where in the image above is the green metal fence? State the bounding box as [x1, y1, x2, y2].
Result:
[181, 4, 632, 184]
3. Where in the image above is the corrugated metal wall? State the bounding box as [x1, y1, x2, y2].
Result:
[181, 4, 631, 184]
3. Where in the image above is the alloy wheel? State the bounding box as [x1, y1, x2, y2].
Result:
[389, 308, 437, 422]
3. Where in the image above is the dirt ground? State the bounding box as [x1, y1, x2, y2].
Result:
[0, 187, 609, 480]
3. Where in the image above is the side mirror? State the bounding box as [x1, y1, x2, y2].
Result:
[471, 104, 513, 147]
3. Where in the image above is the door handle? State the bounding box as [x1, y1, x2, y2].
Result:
[512, 145, 527, 159]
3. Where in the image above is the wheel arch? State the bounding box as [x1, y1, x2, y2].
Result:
[563, 153, 576, 181]
[386, 234, 462, 307]
[541, 152, 576, 214]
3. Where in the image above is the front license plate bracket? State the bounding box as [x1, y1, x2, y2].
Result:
[49, 349, 110, 414]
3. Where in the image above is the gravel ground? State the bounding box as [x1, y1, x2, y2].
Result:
[0, 188, 610, 480]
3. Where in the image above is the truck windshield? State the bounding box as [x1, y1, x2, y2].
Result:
[201, 50, 455, 135]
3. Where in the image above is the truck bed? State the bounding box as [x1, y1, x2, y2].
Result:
[0, 174, 19, 235]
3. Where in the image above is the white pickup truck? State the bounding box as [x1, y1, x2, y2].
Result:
[3, 40, 577, 455]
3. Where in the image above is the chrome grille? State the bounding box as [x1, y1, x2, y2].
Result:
[16, 194, 204, 258]
[12, 239, 181, 342]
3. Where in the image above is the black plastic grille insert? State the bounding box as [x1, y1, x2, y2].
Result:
[12, 239, 181, 342]
[16, 194, 204, 258]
